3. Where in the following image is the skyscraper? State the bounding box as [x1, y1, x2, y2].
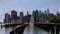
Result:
[44, 10, 48, 21]
[57, 11, 60, 17]
[11, 10, 17, 19]
[11, 10, 17, 23]
[42, 12, 45, 23]
[4, 13, 10, 23]
[27, 11, 29, 15]
[46, 9, 49, 20]
[57, 11, 59, 16]
[39, 10, 41, 17]
[19, 12, 24, 23]
[27, 11, 31, 23]
[46, 9, 49, 15]
[35, 10, 39, 22]
[32, 11, 36, 19]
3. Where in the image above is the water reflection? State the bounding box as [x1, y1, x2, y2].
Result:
[0, 25, 60, 34]
[23, 25, 48, 34]
[5, 28, 12, 34]
[0, 27, 5, 34]
[0, 27, 12, 34]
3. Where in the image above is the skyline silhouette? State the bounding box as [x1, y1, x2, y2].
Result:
[0, 0, 60, 22]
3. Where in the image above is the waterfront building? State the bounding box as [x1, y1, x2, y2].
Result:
[11, 10, 17, 23]
[39, 17, 42, 23]
[44, 10, 48, 22]
[4, 13, 10, 23]
[27, 11, 29, 15]
[32, 11, 36, 22]
[27, 12, 31, 23]
[23, 15, 31, 23]
[11, 10, 17, 19]
[39, 10, 42, 17]
[46, 9, 49, 20]
[35, 10, 39, 22]
[48, 13, 56, 21]
[11, 19, 15, 23]
[19, 12, 24, 23]
[16, 17, 20, 23]
[57, 11, 60, 17]
[57, 11, 59, 16]
[43, 9, 50, 22]
[42, 12, 45, 23]
[46, 9, 49, 15]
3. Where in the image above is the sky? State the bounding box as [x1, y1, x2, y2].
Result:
[0, 0, 60, 22]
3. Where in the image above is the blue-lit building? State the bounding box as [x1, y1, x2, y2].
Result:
[35, 10, 39, 22]
[4, 13, 10, 23]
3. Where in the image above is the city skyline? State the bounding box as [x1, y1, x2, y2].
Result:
[0, 0, 60, 22]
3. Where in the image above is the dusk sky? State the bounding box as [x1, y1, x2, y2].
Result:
[0, 0, 60, 22]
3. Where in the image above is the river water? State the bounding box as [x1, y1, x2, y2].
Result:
[0, 26, 49, 34]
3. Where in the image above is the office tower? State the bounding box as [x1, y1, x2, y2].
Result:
[42, 12, 45, 23]
[35, 10, 39, 22]
[39, 17, 42, 23]
[39, 10, 41, 17]
[57, 11, 59, 16]
[27, 11, 31, 23]
[27, 11, 29, 15]
[4, 13, 10, 23]
[19, 12, 24, 23]
[32, 11, 36, 21]
[42, 12, 44, 23]
[44, 10, 47, 14]
[46, 9, 49, 20]
[44, 10, 48, 21]
[56, 11, 60, 17]
[11, 10, 17, 23]
[16, 17, 20, 23]
[11, 10, 17, 19]
[46, 9, 49, 15]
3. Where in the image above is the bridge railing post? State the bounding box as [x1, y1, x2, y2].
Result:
[54, 26, 56, 34]
[50, 26, 56, 34]
[51, 28, 54, 34]
[56, 27, 59, 34]
[54, 26, 59, 34]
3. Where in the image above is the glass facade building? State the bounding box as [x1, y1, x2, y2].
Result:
[35, 10, 39, 22]
[5, 13, 10, 23]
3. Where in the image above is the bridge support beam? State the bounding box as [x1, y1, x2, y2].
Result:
[50, 26, 59, 34]
[51, 28, 54, 34]
[56, 28, 59, 34]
